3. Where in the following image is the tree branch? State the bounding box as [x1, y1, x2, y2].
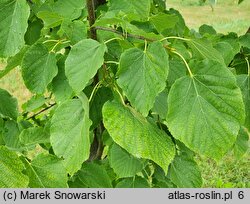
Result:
[26, 103, 56, 120]
[95, 26, 156, 42]
[95, 26, 171, 50]
[87, 0, 97, 40]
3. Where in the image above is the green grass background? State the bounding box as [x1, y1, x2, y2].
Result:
[0, 0, 249, 187]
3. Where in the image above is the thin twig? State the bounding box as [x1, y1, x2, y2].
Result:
[95, 26, 156, 42]
[87, 0, 97, 40]
[26, 103, 56, 120]
[95, 26, 172, 50]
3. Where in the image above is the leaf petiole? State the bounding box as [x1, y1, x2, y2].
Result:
[245, 57, 250, 76]
[43, 39, 60, 44]
[104, 37, 123, 44]
[88, 80, 103, 102]
[144, 40, 148, 53]
[113, 84, 125, 106]
[160, 36, 190, 42]
[171, 50, 193, 77]
[105, 61, 119, 65]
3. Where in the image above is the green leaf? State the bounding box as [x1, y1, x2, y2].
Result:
[214, 42, 235, 65]
[108, 144, 144, 178]
[168, 57, 186, 86]
[0, 46, 29, 79]
[116, 176, 150, 188]
[103, 101, 175, 174]
[22, 154, 68, 188]
[150, 13, 179, 33]
[90, 87, 113, 129]
[22, 95, 46, 112]
[166, 59, 245, 159]
[2, 120, 23, 151]
[0, 146, 29, 187]
[0, 0, 30, 57]
[162, 9, 187, 37]
[52, 0, 85, 20]
[50, 98, 91, 175]
[199, 24, 217, 35]
[239, 34, 250, 48]
[0, 88, 18, 120]
[237, 74, 250, 131]
[73, 162, 113, 188]
[65, 39, 106, 93]
[51, 56, 73, 103]
[233, 127, 249, 159]
[187, 38, 224, 64]
[58, 20, 87, 45]
[37, 0, 86, 28]
[37, 11, 63, 28]
[108, 0, 151, 20]
[117, 41, 169, 116]
[24, 20, 43, 45]
[21, 43, 58, 94]
[20, 127, 50, 146]
[169, 153, 202, 187]
[152, 88, 168, 119]
[153, 166, 176, 188]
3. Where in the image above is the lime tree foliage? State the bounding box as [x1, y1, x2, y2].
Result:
[0, 0, 249, 188]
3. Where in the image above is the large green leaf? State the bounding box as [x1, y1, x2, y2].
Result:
[152, 88, 168, 119]
[108, 0, 151, 20]
[187, 39, 224, 64]
[22, 95, 46, 112]
[19, 127, 50, 146]
[237, 74, 250, 131]
[21, 43, 58, 94]
[52, 0, 85, 20]
[0, 0, 30, 57]
[150, 13, 179, 33]
[65, 39, 106, 93]
[72, 162, 113, 188]
[2, 120, 23, 151]
[37, 11, 63, 28]
[22, 154, 68, 188]
[169, 153, 202, 187]
[166, 59, 245, 159]
[214, 42, 235, 66]
[50, 98, 91, 175]
[103, 101, 175, 174]
[108, 144, 144, 178]
[0, 88, 18, 120]
[37, 0, 86, 28]
[0, 146, 29, 187]
[117, 41, 169, 116]
[239, 34, 250, 48]
[52, 56, 73, 103]
[58, 20, 87, 45]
